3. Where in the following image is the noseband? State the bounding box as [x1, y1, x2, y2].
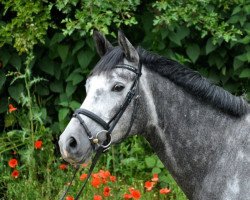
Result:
[60, 61, 142, 200]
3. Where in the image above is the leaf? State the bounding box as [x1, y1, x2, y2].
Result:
[40, 108, 47, 121]
[169, 34, 181, 46]
[57, 45, 69, 62]
[9, 54, 22, 71]
[239, 35, 250, 44]
[169, 26, 190, 46]
[66, 72, 84, 85]
[77, 50, 95, 69]
[58, 108, 70, 121]
[60, 93, 69, 103]
[35, 84, 49, 96]
[0, 97, 8, 113]
[228, 15, 240, 24]
[156, 160, 164, 168]
[244, 5, 250, 13]
[214, 56, 225, 70]
[8, 83, 24, 102]
[86, 38, 95, 51]
[69, 101, 81, 110]
[39, 57, 55, 75]
[233, 58, 243, 70]
[5, 114, 16, 127]
[186, 44, 200, 63]
[30, 77, 47, 87]
[145, 156, 156, 168]
[0, 70, 6, 89]
[50, 80, 63, 93]
[66, 82, 77, 97]
[121, 157, 137, 165]
[152, 167, 161, 174]
[236, 53, 248, 62]
[239, 69, 250, 78]
[6, 130, 24, 137]
[72, 41, 84, 55]
[232, 6, 241, 15]
[159, 175, 168, 183]
[59, 101, 69, 107]
[0, 50, 11, 66]
[50, 33, 65, 46]
[206, 38, 217, 55]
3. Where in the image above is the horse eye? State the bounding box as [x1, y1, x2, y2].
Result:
[112, 84, 125, 92]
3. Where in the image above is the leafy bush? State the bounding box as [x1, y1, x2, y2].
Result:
[0, 0, 249, 199]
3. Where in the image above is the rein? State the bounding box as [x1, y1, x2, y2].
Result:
[59, 62, 142, 200]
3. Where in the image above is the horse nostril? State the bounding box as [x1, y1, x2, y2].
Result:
[69, 137, 77, 148]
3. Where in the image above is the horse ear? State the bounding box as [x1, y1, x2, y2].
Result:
[118, 30, 139, 63]
[93, 30, 113, 57]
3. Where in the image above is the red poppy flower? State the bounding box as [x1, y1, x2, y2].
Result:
[99, 170, 110, 179]
[8, 158, 18, 168]
[34, 140, 42, 149]
[129, 188, 141, 199]
[91, 177, 101, 188]
[59, 164, 67, 170]
[66, 196, 74, 200]
[9, 104, 17, 113]
[80, 173, 87, 181]
[11, 169, 19, 178]
[92, 173, 99, 178]
[159, 188, 171, 194]
[93, 195, 102, 200]
[109, 175, 116, 182]
[144, 181, 155, 191]
[102, 178, 107, 184]
[123, 193, 132, 199]
[103, 186, 111, 197]
[151, 174, 159, 182]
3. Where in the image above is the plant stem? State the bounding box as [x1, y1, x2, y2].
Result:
[111, 146, 116, 175]
[0, 143, 26, 154]
[24, 53, 36, 181]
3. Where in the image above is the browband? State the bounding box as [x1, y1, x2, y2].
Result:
[115, 64, 142, 76]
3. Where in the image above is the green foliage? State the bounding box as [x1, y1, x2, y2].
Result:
[146, 0, 250, 97]
[58, 0, 140, 36]
[152, 0, 243, 42]
[0, 0, 51, 53]
[0, 0, 250, 199]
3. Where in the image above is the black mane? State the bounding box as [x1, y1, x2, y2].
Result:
[92, 46, 249, 117]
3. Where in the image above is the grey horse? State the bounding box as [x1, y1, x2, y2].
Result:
[59, 31, 250, 200]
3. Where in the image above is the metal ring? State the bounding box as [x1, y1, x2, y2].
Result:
[94, 130, 112, 148]
[88, 135, 94, 140]
[101, 134, 112, 149]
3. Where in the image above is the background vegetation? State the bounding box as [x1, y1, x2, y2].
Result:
[0, 0, 249, 199]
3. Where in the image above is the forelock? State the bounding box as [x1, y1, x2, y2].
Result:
[91, 46, 124, 75]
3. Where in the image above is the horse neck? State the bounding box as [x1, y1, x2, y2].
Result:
[139, 67, 240, 198]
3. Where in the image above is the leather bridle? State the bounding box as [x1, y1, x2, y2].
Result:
[60, 61, 142, 200]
